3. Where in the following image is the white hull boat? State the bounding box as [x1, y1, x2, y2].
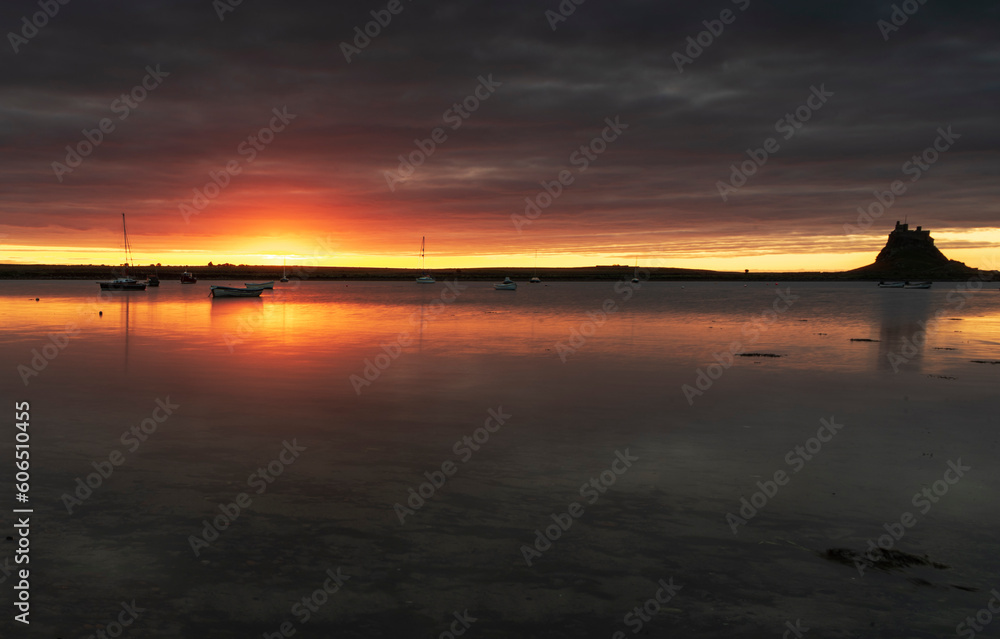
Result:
[211, 286, 264, 298]
[245, 281, 275, 289]
[494, 277, 517, 290]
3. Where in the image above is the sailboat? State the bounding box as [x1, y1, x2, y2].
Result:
[280, 259, 289, 283]
[631, 258, 639, 284]
[98, 213, 147, 291]
[416, 237, 435, 283]
[529, 250, 541, 283]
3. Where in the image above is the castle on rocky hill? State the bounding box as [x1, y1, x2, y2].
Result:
[851, 220, 977, 278]
[875, 221, 947, 265]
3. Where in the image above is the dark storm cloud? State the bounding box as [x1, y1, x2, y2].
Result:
[0, 0, 997, 259]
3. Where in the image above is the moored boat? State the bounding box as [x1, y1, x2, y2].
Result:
[99, 277, 147, 291]
[244, 281, 275, 290]
[180, 271, 197, 283]
[877, 281, 905, 288]
[97, 213, 146, 291]
[494, 277, 517, 290]
[416, 237, 435, 283]
[210, 286, 263, 298]
[904, 281, 932, 289]
[146, 274, 160, 287]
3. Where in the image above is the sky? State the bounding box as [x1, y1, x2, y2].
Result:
[1, 0, 998, 271]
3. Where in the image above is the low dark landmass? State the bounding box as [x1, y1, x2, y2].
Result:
[1, 263, 996, 282]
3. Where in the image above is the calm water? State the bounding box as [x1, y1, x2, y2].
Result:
[1, 279, 999, 637]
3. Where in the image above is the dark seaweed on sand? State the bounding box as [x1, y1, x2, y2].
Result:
[822, 547, 949, 571]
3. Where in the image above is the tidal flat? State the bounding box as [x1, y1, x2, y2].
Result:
[2, 280, 998, 637]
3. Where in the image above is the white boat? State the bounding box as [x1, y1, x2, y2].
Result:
[877, 281, 905, 288]
[416, 237, 435, 283]
[211, 286, 264, 298]
[530, 250, 541, 283]
[494, 277, 517, 290]
[98, 213, 146, 291]
[631, 257, 640, 284]
[280, 259, 289, 283]
[245, 281, 274, 290]
[904, 281, 932, 289]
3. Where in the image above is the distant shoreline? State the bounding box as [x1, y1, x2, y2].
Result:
[0, 264, 994, 282]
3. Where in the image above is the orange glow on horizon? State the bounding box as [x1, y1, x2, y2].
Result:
[1, 228, 996, 273]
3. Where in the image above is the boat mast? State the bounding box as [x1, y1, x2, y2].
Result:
[420, 236, 426, 272]
[121, 212, 135, 276]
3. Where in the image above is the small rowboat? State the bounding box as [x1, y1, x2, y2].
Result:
[904, 281, 932, 289]
[877, 281, 905, 288]
[244, 281, 275, 290]
[210, 286, 263, 298]
[494, 277, 517, 290]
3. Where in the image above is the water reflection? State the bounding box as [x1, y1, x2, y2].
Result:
[876, 289, 933, 372]
[2, 281, 999, 384]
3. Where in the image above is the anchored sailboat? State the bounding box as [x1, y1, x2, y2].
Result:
[530, 250, 541, 283]
[98, 213, 146, 291]
[416, 237, 435, 283]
